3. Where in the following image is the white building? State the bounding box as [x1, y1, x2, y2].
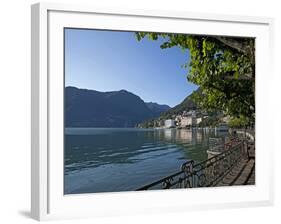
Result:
[196, 117, 202, 125]
[181, 116, 197, 127]
[181, 117, 192, 127]
[165, 119, 175, 128]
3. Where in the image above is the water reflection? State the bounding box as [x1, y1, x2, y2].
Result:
[64, 128, 228, 194]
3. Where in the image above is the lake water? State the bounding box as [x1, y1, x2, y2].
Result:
[64, 128, 228, 194]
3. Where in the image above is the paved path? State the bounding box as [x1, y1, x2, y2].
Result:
[216, 158, 255, 186]
[217, 141, 255, 186]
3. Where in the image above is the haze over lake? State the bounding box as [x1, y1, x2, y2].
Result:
[64, 128, 228, 194]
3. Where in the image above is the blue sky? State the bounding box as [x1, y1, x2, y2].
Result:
[65, 28, 198, 107]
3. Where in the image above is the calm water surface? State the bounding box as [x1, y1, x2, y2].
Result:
[64, 128, 228, 194]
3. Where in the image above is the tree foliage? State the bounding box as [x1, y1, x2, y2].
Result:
[228, 116, 252, 128]
[135, 32, 255, 123]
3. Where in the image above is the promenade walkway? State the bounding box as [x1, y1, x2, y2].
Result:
[137, 137, 255, 190]
[217, 158, 255, 186]
[217, 140, 255, 186]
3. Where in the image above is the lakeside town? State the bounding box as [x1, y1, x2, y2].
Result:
[138, 109, 231, 131]
[154, 110, 208, 128]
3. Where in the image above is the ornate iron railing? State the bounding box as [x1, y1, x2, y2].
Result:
[136, 139, 248, 190]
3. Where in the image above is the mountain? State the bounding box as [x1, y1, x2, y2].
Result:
[160, 89, 198, 119]
[145, 102, 171, 117]
[139, 88, 224, 128]
[65, 87, 169, 128]
[137, 89, 199, 128]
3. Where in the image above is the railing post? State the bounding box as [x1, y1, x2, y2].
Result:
[181, 160, 194, 188]
[242, 140, 249, 160]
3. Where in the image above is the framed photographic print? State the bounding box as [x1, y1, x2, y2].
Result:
[31, 2, 274, 221]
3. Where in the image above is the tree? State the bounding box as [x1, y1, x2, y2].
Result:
[135, 32, 255, 123]
[228, 116, 251, 128]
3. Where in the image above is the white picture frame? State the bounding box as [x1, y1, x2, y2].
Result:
[31, 2, 274, 221]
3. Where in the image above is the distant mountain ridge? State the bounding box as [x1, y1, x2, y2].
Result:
[65, 86, 170, 127]
[145, 102, 171, 117]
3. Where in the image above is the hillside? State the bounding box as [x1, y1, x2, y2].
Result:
[160, 89, 198, 119]
[65, 87, 170, 127]
[145, 102, 171, 117]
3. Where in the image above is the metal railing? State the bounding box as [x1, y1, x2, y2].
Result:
[136, 139, 247, 190]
